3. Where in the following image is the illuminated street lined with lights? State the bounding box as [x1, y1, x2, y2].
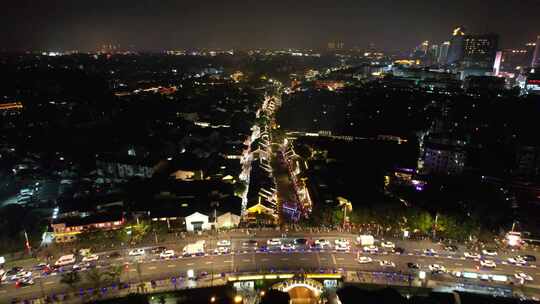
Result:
[2, 235, 540, 301]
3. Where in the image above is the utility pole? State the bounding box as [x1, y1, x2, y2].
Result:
[432, 214, 439, 240]
[24, 230, 32, 255]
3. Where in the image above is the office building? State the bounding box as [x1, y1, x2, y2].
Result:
[445, 26, 498, 71]
[498, 46, 535, 73]
[438, 41, 450, 64]
[446, 26, 466, 65]
[532, 35, 540, 68]
[461, 34, 499, 69]
[327, 41, 344, 50]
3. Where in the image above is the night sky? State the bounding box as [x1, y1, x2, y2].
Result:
[2, 0, 539, 52]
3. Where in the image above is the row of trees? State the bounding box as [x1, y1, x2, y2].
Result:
[60, 265, 123, 290]
[306, 200, 483, 241]
[76, 222, 150, 250]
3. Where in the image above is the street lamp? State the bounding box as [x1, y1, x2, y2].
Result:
[337, 197, 352, 227]
[432, 214, 439, 240]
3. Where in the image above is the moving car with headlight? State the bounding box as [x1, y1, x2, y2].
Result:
[217, 240, 231, 247]
[464, 252, 480, 259]
[480, 259, 496, 268]
[380, 241, 395, 248]
[358, 256, 373, 264]
[363, 245, 379, 253]
[379, 260, 395, 267]
[160, 250, 176, 258]
[514, 272, 533, 282]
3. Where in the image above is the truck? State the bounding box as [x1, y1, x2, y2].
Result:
[356, 235, 375, 246]
[183, 240, 205, 257]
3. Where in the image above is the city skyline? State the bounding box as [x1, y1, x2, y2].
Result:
[2, 0, 540, 52]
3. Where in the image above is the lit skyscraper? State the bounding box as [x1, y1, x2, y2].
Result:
[438, 41, 450, 64]
[532, 35, 540, 68]
[460, 34, 499, 69]
[446, 26, 465, 65]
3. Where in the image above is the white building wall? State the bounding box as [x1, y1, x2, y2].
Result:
[185, 212, 210, 232]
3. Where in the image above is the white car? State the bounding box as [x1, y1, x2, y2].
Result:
[480, 274, 490, 281]
[8, 271, 32, 282]
[217, 240, 231, 247]
[267, 239, 282, 246]
[480, 259, 497, 268]
[82, 254, 99, 262]
[363, 245, 379, 253]
[358, 256, 373, 264]
[334, 239, 350, 246]
[159, 250, 176, 258]
[128, 248, 145, 256]
[464, 252, 481, 259]
[214, 247, 230, 255]
[315, 239, 330, 247]
[507, 257, 527, 265]
[514, 272, 533, 282]
[280, 244, 296, 251]
[335, 244, 350, 252]
[379, 260, 396, 267]
[72, 263, 91, 271]
[380, 241, 395, 248]
[55, 254, 76, 267]
[429, 264, 446, 272]
[482, 249, 498, 256]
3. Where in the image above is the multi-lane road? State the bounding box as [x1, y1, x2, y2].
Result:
[2, 235, 540, 302]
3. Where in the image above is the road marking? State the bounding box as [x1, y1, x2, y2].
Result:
[44, 281, 55, 285]
[455, 263, 463, 266]
[242, 259, 251, 262]
[320, 257, 327, 261]
[206, 261, 213, 264]
[337, 257, 344, 261]
[261, 258, 269, 261]
[331, 254, 337, 265]
[224, 260, 233, 263]
[281, 258, 289, 261]
[300, 258, 307, 261]
[130, 269, 137, 272]
[167, 264, 175, 268]
[148, 266, 157, 270]
[187, 263, 194, 266]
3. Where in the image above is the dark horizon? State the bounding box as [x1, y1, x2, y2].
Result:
[2, 0, 540, 52]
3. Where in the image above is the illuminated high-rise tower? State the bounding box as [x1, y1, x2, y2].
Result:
[532, 35, 540, 68]
[446, 26, 466, 65]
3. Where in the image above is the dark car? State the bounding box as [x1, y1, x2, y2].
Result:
[150, 246, 167, 254]
[394, 247, 405, 254]
[242, 240, 258, 247]
[407, 262, 419, 269]
[33, 263, 49, 271]
[444, 245, 458, 252]
[107, 251, 121, 258]
[6, 267, 24, 276]
[295, 238, 308, 245]
[519, 255, 536, 262]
